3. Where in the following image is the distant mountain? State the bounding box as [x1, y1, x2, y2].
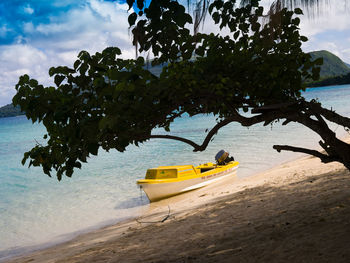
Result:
[309, 50, 350, 79]
[346, 62, 350, 69]
[0, 104, 23, 118]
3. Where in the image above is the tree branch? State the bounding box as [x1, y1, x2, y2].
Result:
[230, 109, 294, 127]
[251, 101, 297, 113]
[149, 134, 202, 150]
[304, 101, 350, 129]
[149, 102, 350, 170]
[150, 117, 235, 151]
[273, 144, 341, 163]
[149, 108, 295, 152]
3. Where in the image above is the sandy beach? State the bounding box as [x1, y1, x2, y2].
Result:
[7, 150, 350, 262]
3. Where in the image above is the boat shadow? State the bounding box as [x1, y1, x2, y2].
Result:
[114, 195, 149, 210]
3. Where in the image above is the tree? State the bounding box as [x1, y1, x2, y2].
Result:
[13, 0, 350, 180]
[167, 0, 349, 35]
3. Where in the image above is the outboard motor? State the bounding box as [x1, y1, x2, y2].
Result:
[215, 150, 234, 165]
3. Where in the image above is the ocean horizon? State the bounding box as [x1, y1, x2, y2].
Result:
[1, 84, 350, 261]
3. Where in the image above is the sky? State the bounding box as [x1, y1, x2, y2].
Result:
[0, 0, 350, 107]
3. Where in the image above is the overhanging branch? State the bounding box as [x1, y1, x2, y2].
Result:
[148, 102, 350, 171]
[304, 101, 350, 129]
[149, 134, 201, 150]
[149, 109, 297, 152]
[273, 144, 341, 164]
[150, 117, 235, 151]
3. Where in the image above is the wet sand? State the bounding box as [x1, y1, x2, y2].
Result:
[7, 151, 350, 262]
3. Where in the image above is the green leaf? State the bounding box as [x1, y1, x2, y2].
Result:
[78, 50, 90, 61]
[300, 36, 308, 42]
[127, 0, 134, 10]
[314, 57, 323, 65]
[208, 3, 215, 14]
[17, 74, 30, 85]
[137, 0, 144, 10]
[128, 12, 137, 26]
[294, 8, 303, 15]
[74, 60, 81, 70]
[88, 143, 99, 156]
[54, 75, 65, 86]
[74, 162, 82, 169]
[212, 12, 220, 24]
[49, 67, 56, 77]
[66, 169, 73, 177]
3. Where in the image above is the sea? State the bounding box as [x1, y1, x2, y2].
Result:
[1, 84, 350, 260]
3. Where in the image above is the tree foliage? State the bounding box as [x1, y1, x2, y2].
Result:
[13, 0, 350, 180]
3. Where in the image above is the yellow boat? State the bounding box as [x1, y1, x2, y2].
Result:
[137, 150, 239, 202]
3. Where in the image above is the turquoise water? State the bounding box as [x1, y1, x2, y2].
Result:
[1, 84, 350, 260]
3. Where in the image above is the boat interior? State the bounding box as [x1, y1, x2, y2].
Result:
[141, 150, 237, 181]
[143, 162, 235, 181]
[200, 167, 215, 173]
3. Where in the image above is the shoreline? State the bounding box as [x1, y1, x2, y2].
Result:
[6, 148, 350, 262]
[0, 149, 308, 262]
[0, 144, 303, 261]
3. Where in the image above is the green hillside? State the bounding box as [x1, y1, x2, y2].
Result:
[309, 50, 350, 79]
[0, 104, 23, 118]
[308, 72, 350, 87]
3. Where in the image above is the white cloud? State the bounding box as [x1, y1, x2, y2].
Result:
[32, 0, 131, 52]
[0, 0, 134, 106]
[300, 12, 350, 37]
[0, 24, 11, 37]
[296, 0, 350, 62]
[15, 35, 28, 44]
[23, 4, 34, 15]
[0, 45, 49, 106]
[303, 40, 340, 55]
[1, 45, 47, 66]
[341, 48, 350, 63]
[23, 22, 34, 33]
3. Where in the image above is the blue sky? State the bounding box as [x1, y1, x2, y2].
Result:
[0, 0, 350, 106]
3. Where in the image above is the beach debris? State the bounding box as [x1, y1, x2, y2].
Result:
[136, 205, 171, 224]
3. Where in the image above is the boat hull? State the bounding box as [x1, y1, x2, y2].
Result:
[138, 165, 238, 202]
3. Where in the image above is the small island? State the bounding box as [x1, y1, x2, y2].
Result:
[0, 103, 23, 118]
